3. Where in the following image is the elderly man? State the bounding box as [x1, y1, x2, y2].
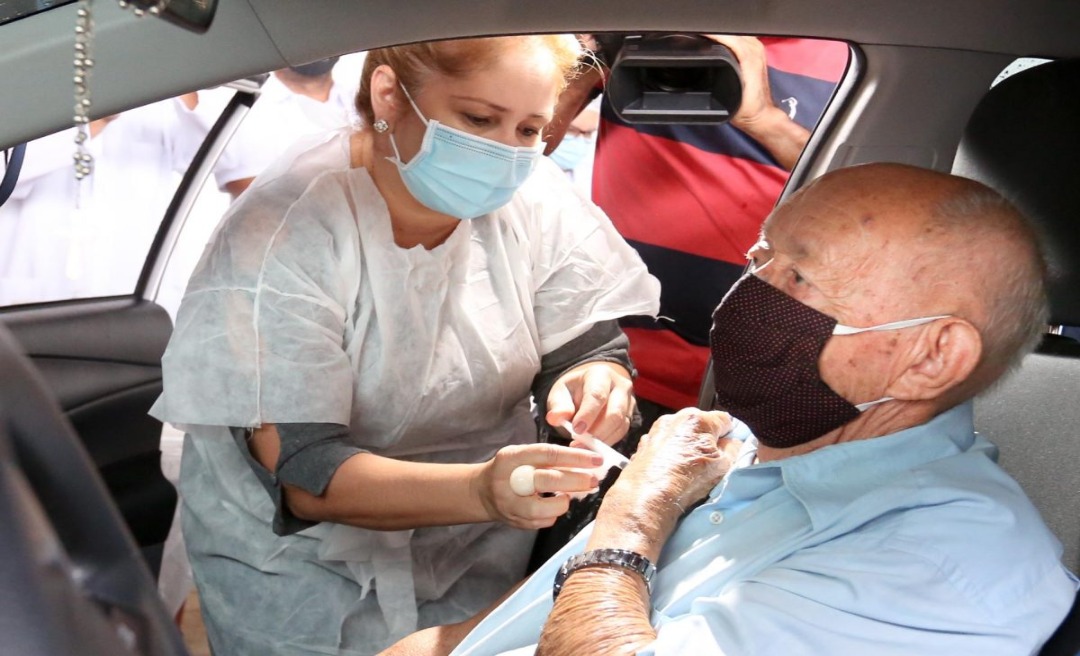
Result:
[383, 163, 1078, 655]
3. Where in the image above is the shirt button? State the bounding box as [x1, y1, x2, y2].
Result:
[709, 511, 724, 525]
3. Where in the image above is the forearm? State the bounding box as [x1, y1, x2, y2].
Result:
[545, 63, 604, 155]
[538, 568, 654, 656]
[380, 579, 525, 656]
[537, 410, 735, 655]
[532, 321, 634, 437]
[286, 452, 489, 530]
[379, 622, 476, 656]
[245, 423, 601, 533]
[733, 104, 810, 171]
[245, 423, 490, 530]
[537, 490, 678, 654]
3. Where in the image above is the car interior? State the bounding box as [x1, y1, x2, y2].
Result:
[0, 0, 1078, 654]
[955, 56, 1080, 654]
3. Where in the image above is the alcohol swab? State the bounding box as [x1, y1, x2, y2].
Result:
[561, 421, 630, 470]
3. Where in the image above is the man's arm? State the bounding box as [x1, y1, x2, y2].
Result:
[536, 410, 738, 655]
[379, 580, 526, 656]
[545, 62, 604, 156]
[550, 35, 808, 169]
[544, 34, 606, 156]
[709, 35, 810, 171]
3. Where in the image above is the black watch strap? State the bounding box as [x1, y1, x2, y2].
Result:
[553, 548, 656, 600]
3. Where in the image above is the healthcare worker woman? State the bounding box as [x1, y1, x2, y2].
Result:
[151, 34, 660, 655]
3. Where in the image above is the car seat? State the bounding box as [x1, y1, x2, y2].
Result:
[0, 323, 188, 656]
[952, 57, 1080, 656]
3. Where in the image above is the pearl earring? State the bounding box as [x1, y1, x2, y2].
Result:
[373, 119, 389, 133]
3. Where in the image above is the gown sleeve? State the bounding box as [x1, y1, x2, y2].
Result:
[152, 157, 362, 428]
[512, 157, 661, 355]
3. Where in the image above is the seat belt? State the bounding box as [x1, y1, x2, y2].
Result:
[0, 143, 26, 208]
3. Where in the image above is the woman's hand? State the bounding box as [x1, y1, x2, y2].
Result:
[473, 443, 605, 530]
[545, 361, 636, 446]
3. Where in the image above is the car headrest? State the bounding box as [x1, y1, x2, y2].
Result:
[953, 59, 1080, 327]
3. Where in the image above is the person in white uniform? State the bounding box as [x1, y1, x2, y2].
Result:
[150, 35, 660, 655]
[155, 53, 367, 319]
[212, 53, 366, 198]
[0, 95, 205, 305]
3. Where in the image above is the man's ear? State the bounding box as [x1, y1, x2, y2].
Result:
[369, 64, 403, 124]
[887, 318, 982, 402]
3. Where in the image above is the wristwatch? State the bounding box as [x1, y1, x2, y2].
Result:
[553, 548, 656, 601]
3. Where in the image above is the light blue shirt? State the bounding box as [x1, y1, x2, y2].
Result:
[453, 403, 1078, 655]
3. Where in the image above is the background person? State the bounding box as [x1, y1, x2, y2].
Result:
[156, 52, 369, 317]
[591, 34, 848, 438]
[547, 96, 600, 195]
[207, 53, 368, 199]
[384, 162, 1078, 656]
[151, 35, 659, 655]
[0, 95, 208, 305]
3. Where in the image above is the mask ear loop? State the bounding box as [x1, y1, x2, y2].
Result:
[841, 313, 951, 411]
[388, 83, 430, 164]
[751, 258, 773, 273]
[832, 314, 950, 336]
[397, 83, 429, 126]
[854, 397, 894, 412]
[745, 257, 773, 277]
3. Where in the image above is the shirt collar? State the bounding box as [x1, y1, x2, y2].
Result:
[727, 402, 987, 527]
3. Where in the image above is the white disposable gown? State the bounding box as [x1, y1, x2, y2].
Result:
[150, 129, 660, 655]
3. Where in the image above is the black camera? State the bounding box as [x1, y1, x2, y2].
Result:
[605, 34, 743, 125]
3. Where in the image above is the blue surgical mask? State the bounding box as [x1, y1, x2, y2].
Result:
[549, 134, 594, 172]
[387, 85, 542, 220]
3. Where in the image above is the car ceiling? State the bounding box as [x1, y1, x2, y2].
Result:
[2, 0, 1079, 151]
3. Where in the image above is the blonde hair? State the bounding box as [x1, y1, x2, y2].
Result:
[355, 35, 583, 125]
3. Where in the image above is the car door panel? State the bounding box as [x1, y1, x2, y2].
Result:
[0, 298, 175, 576]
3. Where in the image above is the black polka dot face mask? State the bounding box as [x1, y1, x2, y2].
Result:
[709, 272, 948, 449]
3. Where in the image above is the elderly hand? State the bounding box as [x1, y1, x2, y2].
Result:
[545, 361, 636, 446]
[591, 409, 738, 553]
[533, 411, 736, 656]
[474, 442, 605, 530]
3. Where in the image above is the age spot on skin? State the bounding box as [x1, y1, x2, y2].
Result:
[877, 336, 899, 358]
